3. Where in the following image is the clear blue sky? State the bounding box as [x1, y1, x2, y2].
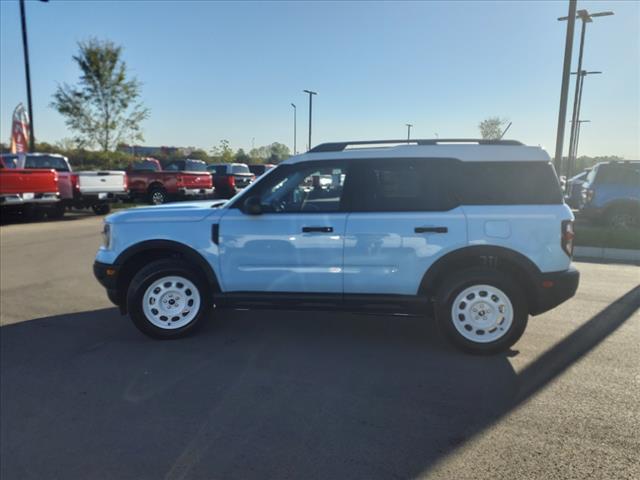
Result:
[1, 0, 638, 158]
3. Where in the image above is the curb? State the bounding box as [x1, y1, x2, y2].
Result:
[574, 246, 640, 263]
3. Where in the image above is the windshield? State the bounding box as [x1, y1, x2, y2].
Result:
[24, 155, 70, 172]
[232, 164, 250, 174]
[185, 160, 207, 172]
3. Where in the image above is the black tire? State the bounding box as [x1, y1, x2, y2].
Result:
[23, 205, 46, 221]
[47, 203, 66, 219]
[605, 205, 639, 229]
[148, 187, 168, 205]
[126, 259, 211, 339]
[435, 267, 528, 355]
[92, 203, 111, 215]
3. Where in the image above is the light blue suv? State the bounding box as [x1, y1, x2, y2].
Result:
[94, 139, 579, 354]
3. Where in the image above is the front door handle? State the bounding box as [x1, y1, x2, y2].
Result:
[415, 226, 448, 234]
[302, 226, 333, 233]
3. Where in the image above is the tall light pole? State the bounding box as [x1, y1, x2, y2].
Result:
[570, 119, 590, 171]
[19, 0, 48, 153]
[290, 103, 297, 154]
[406, 123, 413, 142]
[554, 0, 578, 173]
[559, 9, 613, 176]
[569, 70, 601, 172]
[303, 90, 317, 151]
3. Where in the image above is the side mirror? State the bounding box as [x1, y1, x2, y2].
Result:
[243, 196, 263, 215]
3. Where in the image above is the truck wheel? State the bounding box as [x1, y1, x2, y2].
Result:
[92, 203, 111, 215]
[47, 203, 66, 219]
[126, 259, 211, 339]
[606, 206, 639, 229]
[149, 187, 167, 205]
[435, 268, 528, 355]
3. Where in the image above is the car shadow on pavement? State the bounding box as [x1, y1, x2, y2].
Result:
[1, 285, 638, 480]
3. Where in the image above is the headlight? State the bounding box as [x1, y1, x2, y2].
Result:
[102, 223, 112, 249]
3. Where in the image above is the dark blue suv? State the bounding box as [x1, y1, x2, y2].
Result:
[580, 161, 640, 228]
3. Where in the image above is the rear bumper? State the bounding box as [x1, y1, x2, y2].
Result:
[0, 193, 59, 205]
[179, 187, 214, 197]
[530, 266, 580, 315]
[78, 191, 128, 202]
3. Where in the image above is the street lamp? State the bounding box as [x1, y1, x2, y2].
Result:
[303, 90, 317, 151]
[558, 9, 613, 176]
[290, 103, 297, 154]
[406, 124, 413, 142]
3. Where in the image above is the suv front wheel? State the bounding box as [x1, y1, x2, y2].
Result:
[127, 259, 211, 338]
[435, 268, 528, 355]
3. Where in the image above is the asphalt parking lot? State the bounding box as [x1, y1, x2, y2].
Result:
[1, 214, 638, 480]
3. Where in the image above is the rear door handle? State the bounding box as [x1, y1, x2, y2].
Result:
[302, 226, 333, 233]
[414, 226, 448, 234]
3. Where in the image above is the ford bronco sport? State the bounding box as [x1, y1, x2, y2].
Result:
[94, 139, 579, 354]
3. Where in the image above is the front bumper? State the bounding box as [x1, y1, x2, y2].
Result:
[94, 261, 120, 306]
[530, 266, 580, 315]
[179, 187, 214, 197]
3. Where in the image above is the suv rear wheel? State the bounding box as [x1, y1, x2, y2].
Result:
[127, 259, 211, 338]
[435, 268, 528, 355]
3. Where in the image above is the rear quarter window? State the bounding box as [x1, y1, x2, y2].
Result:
[456, 161, 563, 205]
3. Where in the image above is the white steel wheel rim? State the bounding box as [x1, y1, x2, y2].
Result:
[451, 284, 513, 343]
[142, 276, 201, 329]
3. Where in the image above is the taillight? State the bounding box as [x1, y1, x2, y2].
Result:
[123, 173, 128, 191]
[71, 174, 80, 191]
[582, 188, 594, 204]
[561, 220, 575, 257]
[176, 175, 184, 187]
[227, 176, 235, 188]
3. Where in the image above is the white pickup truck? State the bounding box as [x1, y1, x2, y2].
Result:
[1, 154, 128, 216]
[72, 170, 128, 215]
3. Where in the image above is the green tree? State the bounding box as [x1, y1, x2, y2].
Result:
[249, 142, 291, 164]
[235, 148, 251, 164]
[51, 38, 149, 152]
[478, 117, 508, 140]
[210, 139, 234, 162]
[188, 149, 210, 161]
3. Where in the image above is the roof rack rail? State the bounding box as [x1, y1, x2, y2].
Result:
[308, 138, 523, 153]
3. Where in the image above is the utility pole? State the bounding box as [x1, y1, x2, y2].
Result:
[19, 0, 35, 152]
[569, 70, 600, 171]
[559, 8, 613, 176]
[406, 124, 413, 142]
[290, 103, 297, 154]
[570, 119, 590, 171]
[303, 90, 317, 151]
[554, 0, 578, 173]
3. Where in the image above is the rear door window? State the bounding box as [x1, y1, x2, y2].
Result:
[348, 158, 457, 212]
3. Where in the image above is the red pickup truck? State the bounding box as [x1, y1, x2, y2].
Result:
[126, 158, 214, 204]
[0, 157, 60, 218]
